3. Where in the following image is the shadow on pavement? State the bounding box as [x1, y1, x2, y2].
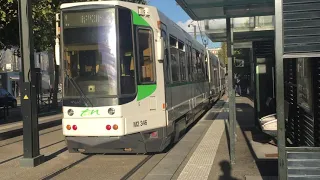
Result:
[45, 147, 68, 162]
[229, 100, 278, 177]
[218, 160, 240, 180]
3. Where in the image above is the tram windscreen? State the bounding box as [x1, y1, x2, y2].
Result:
[62, 8, 117, 100]
[63, 7, 139, 106]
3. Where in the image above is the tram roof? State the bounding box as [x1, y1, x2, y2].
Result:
[175, 0, 274, 20]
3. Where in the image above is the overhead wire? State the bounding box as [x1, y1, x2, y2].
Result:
[188, 20, 210, 48]
[196, 21, 210, 48]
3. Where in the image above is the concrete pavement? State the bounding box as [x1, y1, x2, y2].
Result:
[0, 96, 278, 180]
[0, 113, 62, 140]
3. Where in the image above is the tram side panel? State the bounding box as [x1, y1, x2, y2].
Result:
[158, 11, 212, 141]
[118, 5, 169, 152]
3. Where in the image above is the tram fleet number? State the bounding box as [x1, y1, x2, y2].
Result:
[133, 120, 148, 127]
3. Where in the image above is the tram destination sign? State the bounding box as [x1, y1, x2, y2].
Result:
[63, 9, 115, 28]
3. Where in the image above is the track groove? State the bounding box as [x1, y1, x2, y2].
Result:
[0, 140, 65, 165]
[120, 155, 154, 180]
[40, 155, 93, 180]
[0, 128, 62, 148]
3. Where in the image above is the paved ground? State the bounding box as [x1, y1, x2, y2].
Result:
[207, 97, 278, 180]
[0, 96, 278, 180]
[0, 126, 152, 180]
[0, 98, 225, 180]
[140, 96, 278, 180]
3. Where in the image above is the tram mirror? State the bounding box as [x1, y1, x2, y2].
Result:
[157, 37, 164, 63]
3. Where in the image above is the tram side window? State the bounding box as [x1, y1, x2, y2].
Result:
[185, 44, 190, 82]
[170, 36, 180, 82]
[214, 64, 218, 85]
[188, 45, 193, 81]
[178, 41, 186, 81]
[200, 52, 205, 81]
[137, 29, 155, 83]
[161, 30, 170, 84]
[205, 55, 208, 80]
[119, 8, 135, 94]
[192, 48, 197, 81]
[195, 51, 202, 81]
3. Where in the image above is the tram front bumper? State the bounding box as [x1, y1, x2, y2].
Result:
[65, 127, 168, 154]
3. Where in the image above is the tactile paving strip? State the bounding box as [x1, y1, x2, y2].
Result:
[177, 103, 227, 180]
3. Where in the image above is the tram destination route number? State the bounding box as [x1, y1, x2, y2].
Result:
[133, 120, 148, 127]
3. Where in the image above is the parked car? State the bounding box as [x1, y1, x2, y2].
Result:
[0, 88, 17, 108]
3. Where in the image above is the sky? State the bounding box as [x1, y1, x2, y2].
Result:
[148, 0, 221, 49]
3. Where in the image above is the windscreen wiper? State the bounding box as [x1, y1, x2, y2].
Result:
[65, 73, 93, 107]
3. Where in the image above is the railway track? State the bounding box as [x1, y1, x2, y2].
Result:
[40, 154, 93, 180]
[0, 127, 61, 148]
[120, 155, 154, 180]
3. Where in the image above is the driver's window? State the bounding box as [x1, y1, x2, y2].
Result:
[137, 29, 155, 84]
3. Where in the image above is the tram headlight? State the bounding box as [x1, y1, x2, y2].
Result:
[108, 108, 115, 115]
[67, 109, 74, 116]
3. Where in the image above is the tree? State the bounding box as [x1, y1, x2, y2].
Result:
[0, 0, 19, 49]
[218, 42, 227, 66]
[0, 0, 147, 51]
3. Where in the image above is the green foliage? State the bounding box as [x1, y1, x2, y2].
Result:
[0, 0, 147, 51]
[217, 43, 246, 67]
[218, 42, 227, 66]
[0, 0, 19, 49]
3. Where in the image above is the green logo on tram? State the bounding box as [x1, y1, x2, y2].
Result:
[81, 109, 100, 117]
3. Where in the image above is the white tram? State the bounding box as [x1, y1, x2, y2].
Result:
[56, 1, 226, 153]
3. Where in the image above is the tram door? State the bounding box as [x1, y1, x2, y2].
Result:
[160, 24, 174, 135]
[161, 25, 171, 108]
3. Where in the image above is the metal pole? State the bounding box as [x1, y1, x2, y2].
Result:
[18, 0, 44, 167]
[275, 0, 287, 178]
[227, 17, 236, 164]
[194, 25, 196, 39]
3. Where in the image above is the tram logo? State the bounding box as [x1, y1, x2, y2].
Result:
[81, 109, 100, 117]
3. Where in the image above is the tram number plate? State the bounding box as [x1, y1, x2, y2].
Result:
[133, 120, 147, 127]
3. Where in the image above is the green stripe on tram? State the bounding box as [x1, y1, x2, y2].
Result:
[132, 10, 150, 26]
[131, 10, 154, 101]
[137, 84, 157, 101]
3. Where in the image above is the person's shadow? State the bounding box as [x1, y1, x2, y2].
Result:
[219, 160, 239, 180]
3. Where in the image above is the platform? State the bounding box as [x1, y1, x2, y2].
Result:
[140, 96, 278, 180]
[0, 113, 62, 140]
[0, 96, 278, 180]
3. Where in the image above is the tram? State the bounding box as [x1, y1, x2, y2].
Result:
[55, 1, 226, 153]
